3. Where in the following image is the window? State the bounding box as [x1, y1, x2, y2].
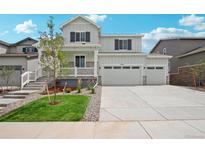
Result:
[0, 65, 21, 70]
[22, 47, 37, 53]
[147, 67, 155, 69]
[163, 48, 167, 55]
[75, 56, 85, 68]
[115, 39, 132, 50]
[70, 32, 90, 42]
[104, 66, 112, 69]
[132, 66, 140, 69]
[113, 66, 121, 69]
[123, 66, 130, 69]
[156, 67, 164, 70]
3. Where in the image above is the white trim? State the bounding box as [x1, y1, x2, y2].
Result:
[98, 53, 147, 56]
[147, 54, 172, 59]
[60, 15, 100, 30]
[145, 64, 167, 85]
[101, 34, 144, 37]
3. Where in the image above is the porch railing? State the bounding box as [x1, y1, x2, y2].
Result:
[21, 67, 95, 89]
[20, 67, 44, 89]
[60, 67, 94, 77]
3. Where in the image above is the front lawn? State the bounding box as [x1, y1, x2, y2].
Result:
[0, 95, 90, 122]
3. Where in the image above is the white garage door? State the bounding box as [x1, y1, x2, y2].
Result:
[102, 65, 142, 86]
[146, 66, 166, 85]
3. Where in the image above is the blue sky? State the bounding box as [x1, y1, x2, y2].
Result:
[0, 14, 205, 52]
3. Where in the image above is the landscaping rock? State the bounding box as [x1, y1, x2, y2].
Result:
[82, 86, 102, 122]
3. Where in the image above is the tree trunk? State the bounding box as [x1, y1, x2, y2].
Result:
[192, 73, 197, 88]
[6, 77, 9, 92]
[53, 60, 56, 103]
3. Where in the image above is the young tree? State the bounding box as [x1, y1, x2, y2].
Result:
[0, 66, 15, 91]
[39, 16, 65, 104]
[190, 60, 205, 87]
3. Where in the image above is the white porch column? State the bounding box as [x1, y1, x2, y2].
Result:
[94, 49, 98, 77]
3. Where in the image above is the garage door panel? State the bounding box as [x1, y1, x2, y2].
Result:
[102, 66, 142, 86]
[146, 66, 166, 85]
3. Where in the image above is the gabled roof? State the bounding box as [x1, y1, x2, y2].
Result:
[177, 47, 205, 58]
[0, 40, 10, 46]
[11, 37, 38, 46]
[60, 15, 100, 30]
[150, 37, 205, 53]
[0, 37, 38, 47]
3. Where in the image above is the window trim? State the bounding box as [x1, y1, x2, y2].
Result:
[70, 31, 90, 43]
[114, 39, 132, 50]
[22, 47, 37, 53]
[74, 55, 86, 68]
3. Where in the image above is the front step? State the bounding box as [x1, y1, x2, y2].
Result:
[6, 92, 30, 95]
[29, 82, 46, 85]
[26, 84, 44, 87]
[3, 95, 26, 99]
[23, 87, 42, 90]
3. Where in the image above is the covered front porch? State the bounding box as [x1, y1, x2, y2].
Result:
[60, 46, 99, 78]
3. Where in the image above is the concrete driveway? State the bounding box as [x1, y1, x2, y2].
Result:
[99, 85, 205, 138]
[100, 85, 205, 121]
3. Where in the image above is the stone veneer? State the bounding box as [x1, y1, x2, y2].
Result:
[170, 65, 205, 87]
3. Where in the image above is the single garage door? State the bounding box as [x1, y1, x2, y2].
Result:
[146, 66, 166, 85]
[102, 65, 142, 86]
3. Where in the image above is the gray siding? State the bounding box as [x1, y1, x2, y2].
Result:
[0, 44, 8, 54]
[7, 39, 37, 54]
[151, 39, 205, 72]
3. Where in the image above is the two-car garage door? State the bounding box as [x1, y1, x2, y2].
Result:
[102, 65, 142, 85]
[101, 65, 166, 85]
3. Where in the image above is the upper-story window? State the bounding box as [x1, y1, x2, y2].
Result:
[114, 39, 132, 50]
[70, 32, 90, 43]
[163, 48, 167, 55]
[22, 47, 37, 53]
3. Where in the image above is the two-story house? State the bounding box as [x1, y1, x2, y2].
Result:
[0, 37, 39, 86]
[39, 15, 171, 87]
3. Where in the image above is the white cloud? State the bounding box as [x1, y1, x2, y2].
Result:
[142, 27, 205, 52]
[179, 14, 204, 26]
[14, 20, 37, 33]
[194, 22, 205, 30]
[179, 14, 205, 31]
[85, 14, 107, 23]
[0, 30, 9, 36]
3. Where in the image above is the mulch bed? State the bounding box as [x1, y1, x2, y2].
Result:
[41, 87, 76, 95]
[82, 86, 102, 121]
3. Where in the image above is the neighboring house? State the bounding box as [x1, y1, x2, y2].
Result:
[39, 15, 171, 87]
[0, 37, 39, 86]
[150, 38, 205, 86]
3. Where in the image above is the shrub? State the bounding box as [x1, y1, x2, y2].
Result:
[77, 78, 81, 93]
[65, 87, 71, 93]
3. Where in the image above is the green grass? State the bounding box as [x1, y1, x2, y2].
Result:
[0, 95, 90, 122]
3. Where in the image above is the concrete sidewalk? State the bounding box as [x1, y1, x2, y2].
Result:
[0, 120, 205, 139]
